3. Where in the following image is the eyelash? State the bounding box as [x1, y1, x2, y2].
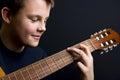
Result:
[31, 18, 38, 22]
[31, 20, 47, 24]
[30, 17, 48, 24]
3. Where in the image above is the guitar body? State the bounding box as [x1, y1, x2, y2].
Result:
[0, 67, 5, 78]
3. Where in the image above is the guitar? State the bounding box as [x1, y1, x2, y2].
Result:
[0, 28, 120, 80]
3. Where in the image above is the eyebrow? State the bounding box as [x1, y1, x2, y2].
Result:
[28, 14, 49, 20]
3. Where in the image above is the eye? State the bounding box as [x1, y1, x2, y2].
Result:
[27, 15, 39, 23]
[31, 17, 39, 22]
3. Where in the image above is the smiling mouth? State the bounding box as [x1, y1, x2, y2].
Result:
[32, 35, 41, 40]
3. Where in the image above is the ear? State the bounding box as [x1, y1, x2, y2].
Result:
[1, 7, 12, 24]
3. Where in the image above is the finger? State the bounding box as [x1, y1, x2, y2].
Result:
[77, 62, 87, 73]
[67, 47, 89, 63]
[67, 47, 86, 58]
[78, 44, 91, 57]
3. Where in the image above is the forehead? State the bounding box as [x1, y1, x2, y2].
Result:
[19, 0, 51, 17]
[23, 0, 49, 8]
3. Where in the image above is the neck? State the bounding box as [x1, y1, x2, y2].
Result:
[0, 25, 25, 53]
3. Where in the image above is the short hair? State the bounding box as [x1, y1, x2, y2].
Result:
[0, 0, 54, 21]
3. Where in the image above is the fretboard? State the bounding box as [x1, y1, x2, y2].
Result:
[0, 39, 95, 80]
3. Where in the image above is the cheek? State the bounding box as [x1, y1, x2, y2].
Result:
[21, 21, 36, 34]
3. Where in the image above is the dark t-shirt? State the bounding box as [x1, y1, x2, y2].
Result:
[0, 39, 53, 80]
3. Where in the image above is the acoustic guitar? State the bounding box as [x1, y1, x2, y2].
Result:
[0, 28, 120, 80]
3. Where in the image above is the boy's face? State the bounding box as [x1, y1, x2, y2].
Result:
[9, 0, 51, 47]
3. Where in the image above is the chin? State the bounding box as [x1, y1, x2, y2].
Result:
[27, 42, 39, 47]
[30, 45, 38, 47]
[32, 44, 39, 47]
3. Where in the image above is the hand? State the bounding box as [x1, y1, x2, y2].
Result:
[67, 44, 94, 80]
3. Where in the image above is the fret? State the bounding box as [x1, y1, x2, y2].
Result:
[25, 67, 32, 80]
[20, 71, 25, 80]
[45, 58, 53, 73]
[20, 68, 31, 80]
[40, 60, 52, 74]
[27, 65, 38, 80]
[81, 39, 95, 52]
[32, 62, 45, 79]
[13, 70, 25, 80]
[1, 76, 9, 80]
[31, 64, 39, 79]
[8, 73, 15, 80]
[51, 56, 59, 70]
[52, 52, 65, 69]
[39, 60, 51, 76]
[60, 50, 73, 65]
[13, 72, 17, 80]
[7, 75, 11, 80]
[59, 50, 73, 66]
[38, 60, 47, 77]
[45, 56, 58, 73]
[62, 56, 73, 65]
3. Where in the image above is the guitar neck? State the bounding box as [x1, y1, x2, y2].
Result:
[1, 39, 95, 80]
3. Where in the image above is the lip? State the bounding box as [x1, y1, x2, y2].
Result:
[32, 35, 41, 40]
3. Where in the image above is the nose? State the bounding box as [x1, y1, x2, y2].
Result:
[38, 22, 46, 32]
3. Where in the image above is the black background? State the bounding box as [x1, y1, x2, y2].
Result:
[40, 0, 120, 80]
[1, 0, 120, 80]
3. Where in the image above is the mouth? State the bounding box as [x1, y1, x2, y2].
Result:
[32, 35, 41, 40]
